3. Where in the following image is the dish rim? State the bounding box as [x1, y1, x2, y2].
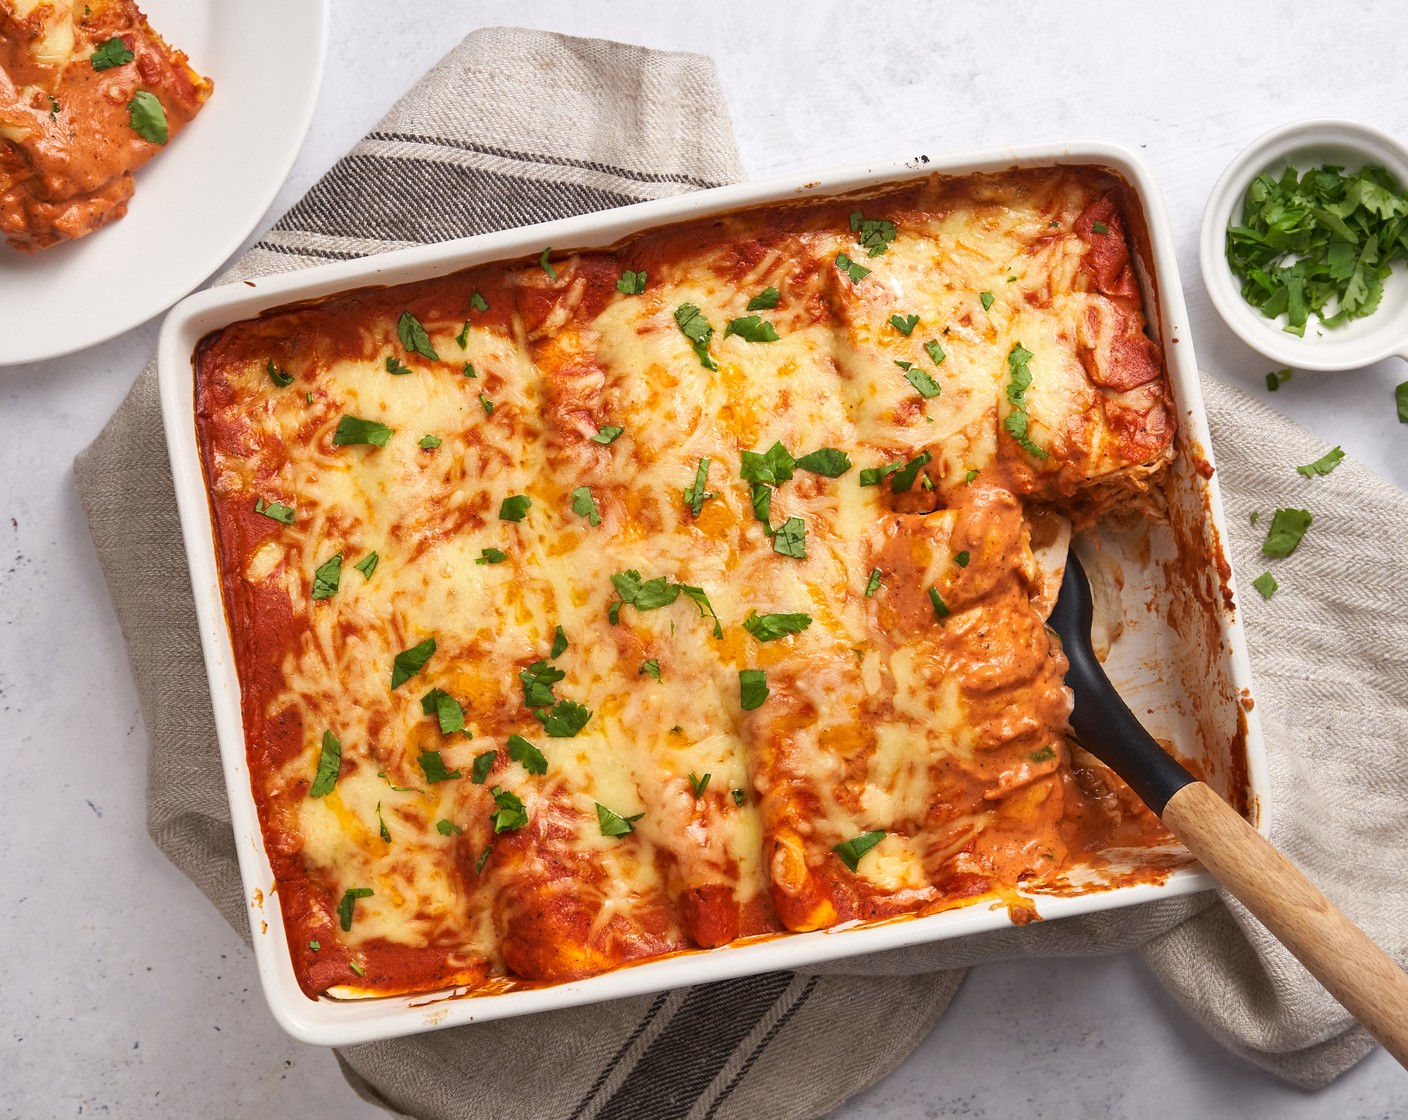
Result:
[158, 137, 1270, 1047]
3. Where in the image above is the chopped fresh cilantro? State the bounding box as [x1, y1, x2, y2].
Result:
[895, 359, 941, 399]
[928, 587, 951, 620]
[266, 359, 293, 387]
[353, 552, 379, 579]
[955, 550, 971, 568]
[385, 356, 412, 375]
[611, 569, 645, 604]
[964, 468, 980, 484]
[571, 486, 602, 526]
[749, 481, 773, 532]
[539, 247, 557, 280]
[490, 786, 528, 832]
[865, 568, 883, 597]
[835, 252, 871, 283]
[1003, 343, 1049, 459]
[479, 393, 494, 414]
[979, 291, 995, 311]
[348, 961, 366, 978]
[640, 659, 661, 681]
[534, 698, 593, 737]
[890, 450, 932, 493]
[724, 314, 780, 342]
[679, 585, 724, 638]
[889, 313, 919, 336]
[419, 687, 465, 734]
[833, 831, 885, 872]
[923, 339, 946, 366]
[311, 553, 343, 600]
[90, 37, 134, 69]
[743, 609, 812, 642]
[732, 788, 746, 806]
[499, 494, 531, 522]
[740, 441, 795, 485]
[617, 269, 647, 294]
[1092, 220, 1109, 235]
[1227, 164, 1408, 335]
[634, 577, 680, 610]
[470, 290, 489, 312]
[596, 802, 643, 837]
[376, 801, 390, 842]
[436, 818, 463, 837]
[377, 770, 417, 793]
[675, 303, 717, 370]
[519, 659, 565, 708]
[850, 210, 898, 257]
[390, 636, 436, 689]
[309, 941, 321, 952]
[397, 311, 438, 361]
[470, 750, 497, 784]
[309, 730, 341, 798]
[418, 749, 462, 784]
[455, 320, 470, 349]
[475, 547, 508, 565]
[474, 846, 492, 873]
[684, 458, 717, 518]
[590, 425, 624, 444]
[747, 287, 781, 310]
[337, 887, 373, 932]
[795, 448, 852, 477]
[507, 733, 547, 775]
[1261, 507, 1313, 557]
[688, 772, 711, 798]
[254, 498, 294, 524]
[48, 95, 59, 120]
[1267, 368, 1292, 391]
[1252, 571, 1278, 600]
[739, 668, 769, 711]
[463, 362, 477, 378]
[418, 434, 442, 450]
[1396, 380, 1408, 422]
[1029, 745, 1057, 763]
[859, 461, 902, 487]
[127, 90, 167, 144]
[1296, 446, 1345, 478]
[772, 516, 806, 558]
[333, 416, 393, 447]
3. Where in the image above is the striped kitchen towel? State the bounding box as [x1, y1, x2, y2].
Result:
[75, 25, 1408, 1119]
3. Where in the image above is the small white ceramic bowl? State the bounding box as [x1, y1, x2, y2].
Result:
[1200, 118, 1408, 371]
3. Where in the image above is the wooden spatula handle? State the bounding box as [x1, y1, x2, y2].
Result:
[1162, 781, 1408, 1067]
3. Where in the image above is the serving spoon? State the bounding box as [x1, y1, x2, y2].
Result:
[1049, 553, 1408, 1067]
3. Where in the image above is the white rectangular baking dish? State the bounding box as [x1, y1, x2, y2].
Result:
[158, 139, 1269, 1047]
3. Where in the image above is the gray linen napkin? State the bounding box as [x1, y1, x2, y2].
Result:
[73, 26, 1408, 1117]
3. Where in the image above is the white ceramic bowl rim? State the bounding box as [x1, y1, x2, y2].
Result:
[1199, 117, 1408, 372]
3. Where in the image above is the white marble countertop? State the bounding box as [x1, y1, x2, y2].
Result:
[3, 1, 1406, 1116]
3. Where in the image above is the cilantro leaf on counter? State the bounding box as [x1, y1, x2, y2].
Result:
[683, 457, 716, 517]
[420, 687, 465, 734]
[397, 311, 439, 361]
[835, 252, 870, 283]
[724, 315, 780, 343]
[337, 887, 373, 931]
[390, 637, 436, 689]
[353, 552, 379, 579]
[1261, 507, 1313, 557]
[590, 425, 624, 444]
[571, 486, 602, 526]
[1003, 343, 1049, 459]
[596, 802, 644, 837]
[417, 750, 462, 784]
[616, 269, 648, 294]
[742, 610, 812, 641]
[311, 553, 343, 600]
[1252, 571, 1278, 600]
[747, 287, 781, 310]
[266, 359, 293, 387]
[889, 313, 919, 336]
[490, 786, 528, 832]
[850, 211, 897, 257]
[333, 415, 393, 447]
[309, 730, 341, 798]
[688, 772, 711, 798]
[254, 498, 294, 524]
[507, 734, 547, 775]
[91, 37, 133, 70]
[499, 494, 531, 522]
[795, 448, 851, 477]
[1266, 368, 1292, 391]
[1296, 446, 1344, 478]
[738, 668, 769, 711]
[675, 303, 718, 370]
[127, 91, 167, 144]
[833, 831, 885, 872]
[1396, 380, 1408, 423]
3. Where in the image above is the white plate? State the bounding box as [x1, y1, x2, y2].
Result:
[159, 141, 1269, 1046]
[0, 0, 329, 366]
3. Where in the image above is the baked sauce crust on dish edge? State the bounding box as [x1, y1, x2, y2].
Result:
[195, 167, 1180, 1000]
[0, 0, 211, 252]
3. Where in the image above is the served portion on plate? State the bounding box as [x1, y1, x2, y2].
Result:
[193, 166, 1191, 1001]
[0, 0, 211, 253]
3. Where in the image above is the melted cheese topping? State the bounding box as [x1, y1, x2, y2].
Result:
[195, 168, 1176, 998]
